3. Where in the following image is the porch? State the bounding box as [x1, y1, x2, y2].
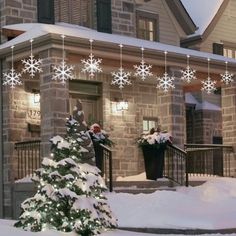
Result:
[14, 140, 235, 187]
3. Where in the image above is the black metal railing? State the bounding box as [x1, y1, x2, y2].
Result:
[164, 144, 188, 186]
[99, 144, 113, 192]
[184, 144, 235, 177]
[15, 140, 113, 191]
[15, 140, 41, 180]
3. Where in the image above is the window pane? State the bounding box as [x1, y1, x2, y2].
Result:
[148, 21, 154, 31]
[228, 49, 233, 58]
[149, 31, 154, 41]
[138, 19, 146, 29]
[143, 120, 148, 132]
[149, 121, 156, 130]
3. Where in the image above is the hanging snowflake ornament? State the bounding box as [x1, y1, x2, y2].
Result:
[221, 61, 234, 85]
[201, 77, 217, 94]
[81, 39, 102, 78]
[157, 51, 175, 92]
[22, 39, 43, 78]
[52, 61, 74, 84]
[134, 47, 152, 81]
[111, 67, 131, 89]
[3, 46, 22, 88]
[3, 68, 22, 88]
[157, 72, 175, 92]
[201, 59, 217, 94]
[180, 55, 196, 83]
[111, 44, 131, 89]
[52, 35, 74, 84]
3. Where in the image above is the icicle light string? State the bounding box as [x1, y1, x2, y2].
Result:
[164, 51, 167, 72]
[62, 35, 65, 60]
[119, 44, 123, 69]
[11, 45, 14, 69]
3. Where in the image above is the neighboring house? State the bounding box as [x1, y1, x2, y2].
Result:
[0, 0, 235, 218]
[181, 0, 236, 146]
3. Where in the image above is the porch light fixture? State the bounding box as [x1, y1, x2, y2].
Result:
[32, 89, 40, 103]
[116, 100, 128, 111]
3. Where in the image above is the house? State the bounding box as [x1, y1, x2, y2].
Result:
[0, 0, 235, 219]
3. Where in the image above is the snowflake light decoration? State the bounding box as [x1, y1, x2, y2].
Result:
[81, 39, 102, 78]
[111, 44, 131, 89]
[180, 55, 196, 83]
[156, 51, 175, 92]
[157, 72, 175, 92]
[111, 67, 131, 89]
[3, 46, 22, 88]
[201, 59, 217, 94]
[3, 68, 22, 88]
[134, 47, 152, 81]
[221, 62, 234, 85]
[52, 35, 74, 84]
[201, 77, 217, 94]
[22, 39, 43, 78]
[52, 61, 74, 84]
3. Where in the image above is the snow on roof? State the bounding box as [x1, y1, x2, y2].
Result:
[1, 22, 235, 64]
[185, 92, 221, 111]
[181, 0, 224, 36]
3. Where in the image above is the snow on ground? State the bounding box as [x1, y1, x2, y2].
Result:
[108, 177, 236, 229]
[3, 177, 236, 235]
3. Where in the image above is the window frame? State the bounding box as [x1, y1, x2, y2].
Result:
[136, 11, 159, 42]
[142, 117, 159, 133]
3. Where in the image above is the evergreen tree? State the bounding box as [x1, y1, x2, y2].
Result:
[14, 118, 117, 235]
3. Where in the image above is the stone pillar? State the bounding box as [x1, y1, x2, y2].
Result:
[222, 82, 236, 176]
[39, 49, 70, 158]
[157, 67, 186, 148]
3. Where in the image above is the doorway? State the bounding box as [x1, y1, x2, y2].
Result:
[69, 80, 102, 126]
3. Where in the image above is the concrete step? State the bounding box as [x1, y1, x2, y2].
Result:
[113, 179, 178, 194]
[113, 179, 206, 194]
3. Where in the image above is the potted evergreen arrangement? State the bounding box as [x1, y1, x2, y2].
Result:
[89, 123, 114, 174]
[138, 128, 172, 180]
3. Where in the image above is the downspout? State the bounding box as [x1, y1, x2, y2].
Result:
[0, 57, 4, 218]
[0, 2, 4, 216]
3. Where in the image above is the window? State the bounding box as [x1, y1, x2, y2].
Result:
[143, 118, 158, 133]
[224, 47, 236, 59]
[136, 11, 158, 41]
[96, 0, 112, 33]
[37, 0, 55, 24]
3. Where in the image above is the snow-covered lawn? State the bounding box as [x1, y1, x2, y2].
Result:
[3, 177, 236, 235]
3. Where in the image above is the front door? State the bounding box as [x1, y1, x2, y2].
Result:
[69, 80, 102, 127]
[69, 96, 102, 126]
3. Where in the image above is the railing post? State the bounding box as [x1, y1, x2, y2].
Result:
[109, 153, 113, 192]
[185, 154, 189, 187]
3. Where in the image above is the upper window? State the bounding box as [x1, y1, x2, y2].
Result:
[136, 11, 158, 41]
[224, 47, 236, 59]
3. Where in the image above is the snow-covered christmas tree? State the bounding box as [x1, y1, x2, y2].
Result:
[14, 102, 117, 235]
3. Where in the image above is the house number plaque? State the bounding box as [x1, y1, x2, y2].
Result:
[27, 109, 41, 120]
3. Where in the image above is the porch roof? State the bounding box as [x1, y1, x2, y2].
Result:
[1, 22, 236, 73]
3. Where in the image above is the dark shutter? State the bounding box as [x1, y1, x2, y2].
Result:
[37, 0, 55, 24]
[213, 43, 223, 55]
[96, 0, 112, 33]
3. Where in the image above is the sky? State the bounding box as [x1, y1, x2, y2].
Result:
[4, 177, 236, 236]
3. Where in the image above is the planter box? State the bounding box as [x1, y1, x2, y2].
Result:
[142, 146, 165, 180]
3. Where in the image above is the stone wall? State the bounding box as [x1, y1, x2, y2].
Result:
[112, 0, 136, 37]
[2, 60, 40, 217]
